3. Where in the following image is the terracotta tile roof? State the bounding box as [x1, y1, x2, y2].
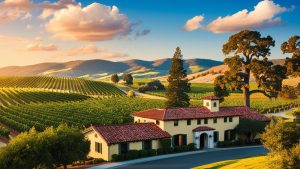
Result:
[193, 126, 215, 132]
[87, 123, 171, 145]
[202, 95, 221, 100]
[133, 106, 270, 122]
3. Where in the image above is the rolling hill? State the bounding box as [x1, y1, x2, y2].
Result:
[186, 59, 300, 86]
[0, 59, 222, 79]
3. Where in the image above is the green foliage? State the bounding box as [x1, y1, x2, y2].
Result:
[188, 143, 196, 151]
[0, 97, 165, 132]
[148, 149, 157, 156]
[0, 76, 125, 97]
[111, 154, 120, 162]
[262, 119, 300, 169]
[138, 150, 148, 157]
[166, 47, 191, 107]
[214, 75, 229, 102]
[123, 74, 133, 85]
[0, 88, 89, 107]
[217, 30, 286, 107]
[0, 124, 90, 169]
[160, 138, 171, 149]
[125, 150, 139, 160]
[280, 85, 298, 99]
[282, 35, 300, 77]
[0, 126, 10, 138]
[111, 74, 119, 83]
[235, 119, 267, 143]
[138, 80, 165, 93]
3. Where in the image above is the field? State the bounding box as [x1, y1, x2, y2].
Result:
[0, 97, 168, 132]
[0, 88, 89, 107]
[0, 76, 125, 97]
[193, 155, 267, 169]
[141, 81, 300, 113]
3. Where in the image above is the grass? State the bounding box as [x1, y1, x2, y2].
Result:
[193, 155, 268, 169]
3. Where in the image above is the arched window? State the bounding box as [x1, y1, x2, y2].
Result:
[213, 102, 217, 107]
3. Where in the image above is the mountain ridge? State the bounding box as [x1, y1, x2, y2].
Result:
[0, 58, 223, 78]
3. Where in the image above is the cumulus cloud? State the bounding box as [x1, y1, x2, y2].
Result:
[0, 0, 76, 23]
[0, 0, 33, 23]
[45, 3, 132, 41]
[39, 0, 77, 19]
[66, 45, 104, 56]
[183, 16, 204, 31]
[184, 0, 289, 33]
[25, 43, 58, 51]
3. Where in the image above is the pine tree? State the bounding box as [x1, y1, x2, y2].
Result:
[165, 47, 190, 108]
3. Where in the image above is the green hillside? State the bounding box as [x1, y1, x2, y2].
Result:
[0, 76, 125, 97]
[0, 98, 167, 132]
[0, 88, 90, 107]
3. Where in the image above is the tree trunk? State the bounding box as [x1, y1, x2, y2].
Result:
[243, 66, 251, 107]
[63, 164, 68, 169]
[243, 86, 250, 107]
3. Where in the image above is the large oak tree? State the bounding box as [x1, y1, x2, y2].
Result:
[215, 30, 287, 107]
[281, 35, 300, 76]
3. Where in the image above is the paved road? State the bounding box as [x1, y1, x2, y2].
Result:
[114, 146, 268, 169]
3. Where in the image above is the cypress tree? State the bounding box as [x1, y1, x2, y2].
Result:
[165, 47, 190, 108]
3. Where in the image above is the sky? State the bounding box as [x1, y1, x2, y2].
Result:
[0, 0, 299, 67]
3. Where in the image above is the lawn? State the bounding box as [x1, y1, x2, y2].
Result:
[193, 155, 268, 169]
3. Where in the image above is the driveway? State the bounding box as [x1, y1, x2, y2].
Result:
[91, 146, 268, 169]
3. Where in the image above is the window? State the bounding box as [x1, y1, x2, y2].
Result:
[95, 142, 102, 154]
[206, 102, 210, 106]
[174, 120, 179, 126]
[187, 119, 191, 125]
[204, 118, 208, 124]
[143, 140, 152, 150]
[156, 120, 160, 125]
[229, 117, 233, 122]
[224, 117, 228, 123]
[120, 143, 129, 154]
[197, 119, 201, 125]
[213, 131, 219, 143]
[224, 130, 236, 141]
[213, 102, 217, 107]
[213, 118, 217, 123]
[173, 134, 187, 146]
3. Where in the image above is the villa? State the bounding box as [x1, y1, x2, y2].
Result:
[84, 96, 269, 161]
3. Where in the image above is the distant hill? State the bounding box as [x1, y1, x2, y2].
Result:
[185, 59, 300, 86]
[0, 58, 223, 79]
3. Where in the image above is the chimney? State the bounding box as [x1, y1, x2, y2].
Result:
[202, 96, 220, 112]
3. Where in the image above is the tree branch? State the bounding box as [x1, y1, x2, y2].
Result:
[250, 89, 272, 98]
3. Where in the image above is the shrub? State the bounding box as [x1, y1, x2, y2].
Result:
[111, 154, 120, 162]
[119, 154, 126, 161]
[93, 158, 104, 164]
[126, 150, 139, 160]
[160, 138, 171, 149]
[157, 148, 164, 155]
[138, 150, 148, 158]
[174, 146, 182, 152]
[128, 90, 136, 97]
[188, 143, 196, 151]
[0, 126, 10, 138]
[137, 80, 165, 93]
[148, 149, 157, 156]
[182, 145, 189, 151]
[164, 147, 174, 154]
